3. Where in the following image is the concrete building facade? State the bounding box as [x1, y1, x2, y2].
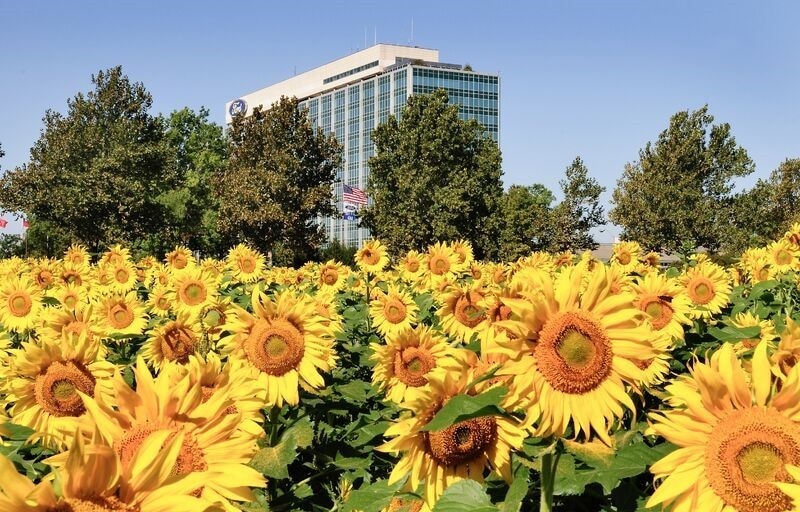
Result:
[226, 44, 499, 248]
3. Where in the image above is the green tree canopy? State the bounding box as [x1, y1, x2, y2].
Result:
[216, 96, 341, 266]
[497, 184, 555, 260]
[158, 107, 227, 256]
[610, 106, 754, 254]
[0, 66, 173, 255]
[550, 156, 606, 252]
[361, 89, 503, 259]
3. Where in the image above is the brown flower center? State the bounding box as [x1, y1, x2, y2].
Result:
[8, 291, 32, 317]
[425, 416, 497, 467]
[239, 256, 256, 274]
[640, 295, 674, 330]
[179, 281, 206, 306]
[55, 496, 138, 512]
[34, 360, 96, 417]
[393, 346, 434, 387]
[429, 255, 450, 275]
[361, 249, 380, 266]
[321, 268, 339, 286]
[534, 311, 613, 394]
[453, 291, 485, 328]
[687, 276, 715, 305]
[383, 298, 407, 324]
[616, 251, 632, 266]
[108, 303, 134, 329]
[158, 322, 197, 363]
[705, 407, 800, 512]
[244, 319, 305, 376]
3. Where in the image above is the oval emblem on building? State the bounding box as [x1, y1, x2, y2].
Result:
[229, 99, 248, 117]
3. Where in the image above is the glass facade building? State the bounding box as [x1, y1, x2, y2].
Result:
[299, 64, 499, 248]
[228, 45, 499, 249]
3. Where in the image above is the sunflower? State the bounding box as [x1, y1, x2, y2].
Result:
[356, 240, 390, 274]
[768, 239, 799, 274]
[171, 267, 218, 319]
[437, 284, 488, 344]
[220, 289, 337, 407]
[4, 332, 115, 448]
[450, 240, 474, 273]
[146, 285, 174, 317]
[679, 261, 732, 320]
[370, 325, 464, 404]
[500, 264, 655, 444]
[783, 223, 800, 248]
[0, 276, 43, 332]
[63, 243, 90, 267]
[93, 291, 148, 339]
[30, 258, 57, 290]
[378, 367, 527, 506]
[147, 262, 172, 289]
[165, 245, 195, 271]
[226, 244, 265, 284]
[0, 428, 219, 512]
[51, 281, 89, 310]
[424, 242, 459, 283]
[100, 244, 132, 267]
[60, 260, 91, 288]
[610, 241, 642, 272]
[141, 313, 204, 371]
[370, 285, 419, 337]
[648, 341, 800, 512]
[384, 497, 430, 512]
[317, 260, 348, 291]
[554, 251, 575, 268]
[771, 317, 800, 379]
[312, 288, 343, 334]
[167, 353, 267, 439]
[81, 357, 266, 510]
[38, 303, 102, 349]
[201, 257, 227, 281]
[629, 272, 692, 343]
[103, 260, 139, 294]
[399, 251, 425, 282]
[731, 311, 778, 355]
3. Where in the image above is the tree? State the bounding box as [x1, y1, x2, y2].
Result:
[216, 97, 341, 266]
[610, 106, 754, 254]
[361, 89, 503, 259]
[550, 157, 606, 252]
[159, 107, 227, 256]
[496, 184, 555, 260]
[0, 67, 173, 256]
[726, 158, 800, 252]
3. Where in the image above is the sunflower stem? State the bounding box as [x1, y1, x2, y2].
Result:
[268, 406, 281, 445]
[539, 449, 559, 512]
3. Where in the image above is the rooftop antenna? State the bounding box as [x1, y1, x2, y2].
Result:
[374, 26, 377, 46]
[411, 17, 414, 44]
[364, 27, 367, 49]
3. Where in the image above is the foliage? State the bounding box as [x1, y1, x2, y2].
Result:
[497, 184, 555, 260]
[549, 156, 606, 252]
[0, 66, 174, 256]
[610, 105, 754, 254]
[216, 96, 342, 267]
[317, 239, 357, 266]
[361, 89, 504, 260]
[0, 234, 23, 258]
[158, 107, 227, 256]
[727, 158, 800, 254]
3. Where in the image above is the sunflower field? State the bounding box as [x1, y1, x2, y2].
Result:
[2, 230, 800, 512]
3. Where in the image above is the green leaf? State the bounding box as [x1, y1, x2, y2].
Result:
[431, 480, 499, 512]
[421, 387, 507, 432]
[341, 479, 406, 512]
[332, 456, 373, 470]
[283, 416, 314, 449]
[749, 279, 779, 298]
[336, 380, 372, 403]
[707, 325, 761, 341]
[342, 480, 404, 512]
[499, 462, 530, 512]
[351, 420, 390, 447]
[249, 437, 296, 479]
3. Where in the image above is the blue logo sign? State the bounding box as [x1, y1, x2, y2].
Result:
[229, 99, 248, 117]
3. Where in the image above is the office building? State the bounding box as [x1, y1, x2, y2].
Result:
[226, 44, 499, 247]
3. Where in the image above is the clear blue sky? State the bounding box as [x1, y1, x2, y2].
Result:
[1, 1, 798, 240]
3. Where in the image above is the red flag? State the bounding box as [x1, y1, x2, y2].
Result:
[22, 219, 29, 228]
[0, 219, 8, 228]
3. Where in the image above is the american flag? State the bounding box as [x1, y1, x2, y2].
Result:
[343, 184, 368, 206]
